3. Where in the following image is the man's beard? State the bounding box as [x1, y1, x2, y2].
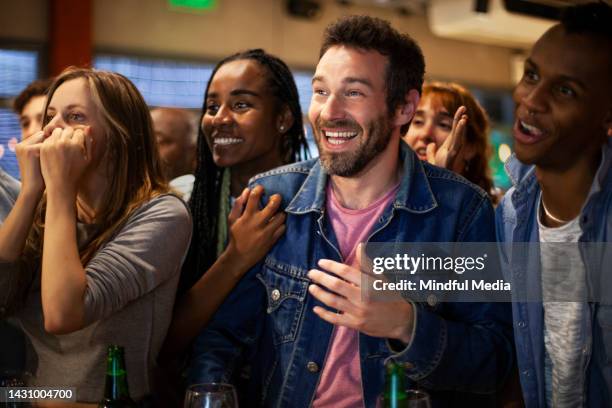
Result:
[313, 114, 392, 177]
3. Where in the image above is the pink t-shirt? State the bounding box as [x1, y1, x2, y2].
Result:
[312, 183, 399, 408]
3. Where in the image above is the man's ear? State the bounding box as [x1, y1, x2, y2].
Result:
[276, 105, 294, 134]
[393, 89, 420, 128]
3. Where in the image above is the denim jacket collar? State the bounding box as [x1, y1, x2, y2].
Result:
[505, 154, 534, 191]
[285, 142, 438, 215]
[590, 138, 612, 197]
[506, 138, 612, 215]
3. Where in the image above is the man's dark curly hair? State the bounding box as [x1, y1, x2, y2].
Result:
[12, 78, 53, 115]
[319, 15, 425, 133]
[560, 1, 611, 38]
[559, 2, 612, 76]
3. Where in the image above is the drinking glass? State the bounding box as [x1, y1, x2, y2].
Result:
[183, 383, 238, 408]
[0, 369, 30, 387]
[0, 370, 32, 408]
[376, 388, 432, 408]
[404, 389, 431, 408]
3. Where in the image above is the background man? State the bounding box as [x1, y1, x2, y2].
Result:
[0, 77, 51, 386]
[151, 107, 198, 201]
[13, 78, 52, 140]
[189, 15, 513, 407]
[0, 78, 52, 204]
[496, 3, 612, 407]
[1, 78, 52, 212]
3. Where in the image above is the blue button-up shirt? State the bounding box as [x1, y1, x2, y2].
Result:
[495, 139, 612, 407]
[0, 167, 19, 223]
[189, 144, 513, 407]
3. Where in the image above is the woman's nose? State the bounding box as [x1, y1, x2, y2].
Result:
[211, 105, 233, 127]
[42, 114, 64, 138]
[415, 124, 435, 145]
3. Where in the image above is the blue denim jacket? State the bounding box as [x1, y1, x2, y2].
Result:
[189, 144, 513, 407]
[495, 139, 612, 408]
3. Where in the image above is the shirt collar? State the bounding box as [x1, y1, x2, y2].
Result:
[285, 142, 437, 214]
[506, 138, 612, 200]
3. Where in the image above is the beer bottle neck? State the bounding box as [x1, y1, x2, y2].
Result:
[104, 351, 130, 400]
[383, 361, 407, 407]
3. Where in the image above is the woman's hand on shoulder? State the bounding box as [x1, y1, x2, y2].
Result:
[40, 126, 93, 197]
[225, 184, 286, 273]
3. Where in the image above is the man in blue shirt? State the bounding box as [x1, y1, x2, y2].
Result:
[0, 168, 19, 223]
[0, 78, 51, 383]
[496, 3, 612, 406]
[189, 15, 513, 407]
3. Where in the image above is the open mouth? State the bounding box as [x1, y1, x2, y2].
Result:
[323, 130, 359, 146]
[213, 137, 243, 146]
[518, 120, 544, 137]
[514, 118, 547, 145]
[415, 147, 427, 159]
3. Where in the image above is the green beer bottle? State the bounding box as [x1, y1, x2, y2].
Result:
[382, 359, 407, 408]
[98, 345, 137, 408]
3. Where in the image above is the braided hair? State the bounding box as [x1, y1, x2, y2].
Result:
[179, 49, 310, 293]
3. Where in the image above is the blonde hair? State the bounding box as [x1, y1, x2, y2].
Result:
[25, 67, 169, 264]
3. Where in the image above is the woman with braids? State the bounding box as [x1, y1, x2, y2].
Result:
[0, 67, 192, 403]
[161, 49, 310, 356]
[403, 81, 500, 204]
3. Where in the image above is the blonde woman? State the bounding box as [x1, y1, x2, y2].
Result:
[0, 68, 191, 404]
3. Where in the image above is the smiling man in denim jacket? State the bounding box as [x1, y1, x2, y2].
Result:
[188, 15, 513, 407]
[495, 3, 612, 407]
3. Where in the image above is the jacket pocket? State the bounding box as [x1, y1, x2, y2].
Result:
[256, 258, 308, 346]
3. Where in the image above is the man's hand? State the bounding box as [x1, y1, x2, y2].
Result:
[307, 257, 414, 344]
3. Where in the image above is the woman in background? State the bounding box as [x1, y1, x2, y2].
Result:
[404, 81, 499, 204]
[0, 67, 191, 404]
[162, 48, 310, 356]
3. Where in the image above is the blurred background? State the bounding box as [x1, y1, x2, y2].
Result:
[0, 0, 597, 189]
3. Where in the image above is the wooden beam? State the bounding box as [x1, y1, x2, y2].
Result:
[48, 0, 92, 76]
